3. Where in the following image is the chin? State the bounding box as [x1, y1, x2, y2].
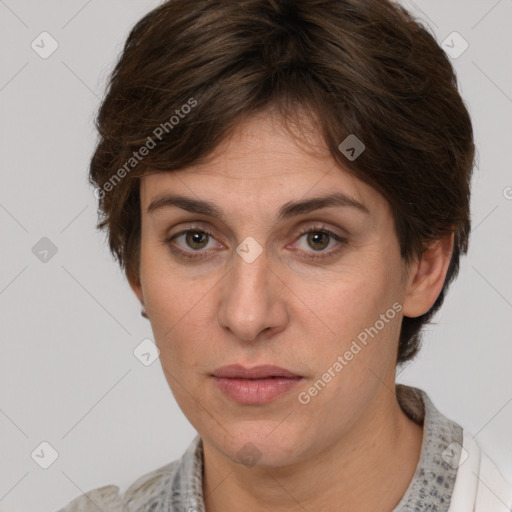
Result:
[212, 423, 307, 468]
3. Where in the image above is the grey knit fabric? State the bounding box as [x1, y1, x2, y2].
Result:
[392, 384, 463, 511]
[57, 384, 463, 511]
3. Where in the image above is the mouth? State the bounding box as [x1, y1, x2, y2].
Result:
[211, 365, 303, 404]
[211, 364, 302, 379]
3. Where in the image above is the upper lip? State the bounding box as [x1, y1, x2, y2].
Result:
[211, 364, 302, 379]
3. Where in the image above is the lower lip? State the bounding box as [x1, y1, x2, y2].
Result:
[212, 376, 302, 404]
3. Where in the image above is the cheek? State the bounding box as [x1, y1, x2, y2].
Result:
[140, 234, 209, 316]
[292, 271, 403, 424]
[294, 263, 399, 342]
[139, 244, 201, 351]
[287, 249, 405, 391]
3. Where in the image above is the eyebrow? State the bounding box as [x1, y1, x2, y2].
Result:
[146, 191, 370, 220]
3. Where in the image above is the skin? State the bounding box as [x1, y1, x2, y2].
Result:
[129, 107, 454, 511]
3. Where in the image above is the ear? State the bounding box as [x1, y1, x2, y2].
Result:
[128, 272, 144, 305]
[402, 233, 454, 318]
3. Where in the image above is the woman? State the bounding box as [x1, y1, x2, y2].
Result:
[58, 0, 512, 510]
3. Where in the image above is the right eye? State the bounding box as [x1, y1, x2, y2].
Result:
[164, 227, 224, 261]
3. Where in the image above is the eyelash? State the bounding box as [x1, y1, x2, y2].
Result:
[163, 224, 347, 262]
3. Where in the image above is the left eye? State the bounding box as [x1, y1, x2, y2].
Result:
[296, 230, 339, 252]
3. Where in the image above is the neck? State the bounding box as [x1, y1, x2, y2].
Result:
[202, 384, 423, 512]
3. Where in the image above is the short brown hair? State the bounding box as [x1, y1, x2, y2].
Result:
[90, 0, 474, 365]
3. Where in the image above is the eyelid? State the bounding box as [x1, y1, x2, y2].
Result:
[164, 221, 221, 241]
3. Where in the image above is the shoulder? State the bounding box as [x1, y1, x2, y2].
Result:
[55, 484, 125, 511]
[56, 460, 181, 511]
[449, 429, 512, 511]
[56, 436, 203, 512]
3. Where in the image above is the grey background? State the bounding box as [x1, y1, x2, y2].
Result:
[0, 0, 511, 510]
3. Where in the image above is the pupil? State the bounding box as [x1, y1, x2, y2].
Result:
[308, 232, 328, 250]
[187, 231, 208, 249]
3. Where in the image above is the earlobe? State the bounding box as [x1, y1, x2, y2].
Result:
[129, 276, 149, 318]
[128, 272, 144, 304]
[402, 233, 454, 318]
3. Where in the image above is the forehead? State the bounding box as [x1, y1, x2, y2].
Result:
[139, 110, 385, 215]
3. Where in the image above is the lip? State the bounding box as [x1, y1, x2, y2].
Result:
[212, 364, 301, 379]
[211, 365, 303, 405]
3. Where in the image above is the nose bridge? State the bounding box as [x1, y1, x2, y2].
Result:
[217, 243, 286, 341]
[230, 247, 271, 315]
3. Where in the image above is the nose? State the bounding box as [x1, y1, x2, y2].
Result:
[216, 246, 289, 342]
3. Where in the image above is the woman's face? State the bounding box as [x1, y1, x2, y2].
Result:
[134, 110, 411, 468]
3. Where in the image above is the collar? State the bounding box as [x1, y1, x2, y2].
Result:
[392, 384, 463, 510]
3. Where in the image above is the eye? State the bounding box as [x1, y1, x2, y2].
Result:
[175, 230, 216, 251]
[292, 225, 347, 260]
[164, 227, 222, 261]
[163, 223, 347, 263]
[298, 231, 334, 251]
